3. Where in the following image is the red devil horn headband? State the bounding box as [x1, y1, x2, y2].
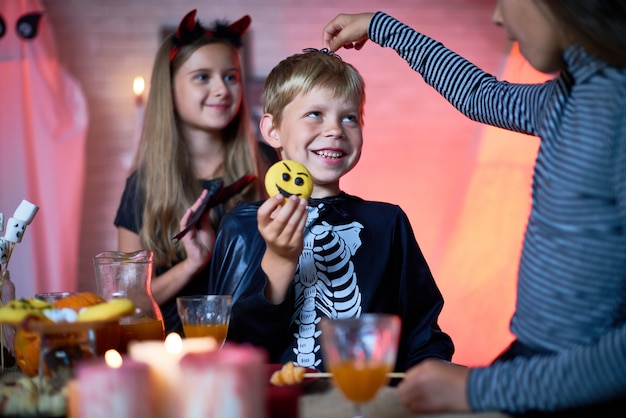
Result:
[177, 9, 198, 37]
[169, 9, 251, 62]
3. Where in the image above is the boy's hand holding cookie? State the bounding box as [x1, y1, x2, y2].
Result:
[258, 193, 308, 304]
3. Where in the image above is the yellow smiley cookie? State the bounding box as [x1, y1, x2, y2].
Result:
[265, 160, 313, 202]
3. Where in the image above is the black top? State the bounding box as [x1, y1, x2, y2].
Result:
[114, 141, 279, 334]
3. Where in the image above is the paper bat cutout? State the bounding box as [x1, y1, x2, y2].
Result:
[172, 174, 256, 241]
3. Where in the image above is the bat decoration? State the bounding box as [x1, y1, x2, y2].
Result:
[172, 174, 256, 241]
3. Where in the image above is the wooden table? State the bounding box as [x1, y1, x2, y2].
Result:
[299, 384, 511, 418]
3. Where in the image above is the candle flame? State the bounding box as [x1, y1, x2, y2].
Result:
[165, 332, 183, 354]
[133, 76, 145, 97]
[105, 349, 123, 368]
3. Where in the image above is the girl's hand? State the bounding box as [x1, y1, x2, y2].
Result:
[179, 190, 215, 275]
[257, 194, 308, 303]
[322, 13, 374, 51]
[397, 359, 471, 413]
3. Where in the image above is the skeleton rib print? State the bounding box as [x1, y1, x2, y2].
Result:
[292, 204, 363, 368]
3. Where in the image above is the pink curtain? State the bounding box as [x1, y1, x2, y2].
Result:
[0, 0, 87, 297]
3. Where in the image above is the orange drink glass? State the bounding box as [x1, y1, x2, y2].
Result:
[176, 295, 232, 348]
[320, 314, 401, 418]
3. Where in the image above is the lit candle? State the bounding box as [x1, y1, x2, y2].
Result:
[128, 75, 146, 168]
[74, 349, 156, 418]
[133, 75, 145, 106]
[128, 333, 217, 418]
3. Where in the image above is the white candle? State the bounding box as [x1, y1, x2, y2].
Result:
[75, 349, 156, 418]
[128, 333, 217, 418]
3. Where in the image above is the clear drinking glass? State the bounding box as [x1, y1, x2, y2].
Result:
[176, 295, 232, 348]
[320, 314, 401, 418]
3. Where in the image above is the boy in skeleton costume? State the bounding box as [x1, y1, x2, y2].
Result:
[207, 49, 454, 371]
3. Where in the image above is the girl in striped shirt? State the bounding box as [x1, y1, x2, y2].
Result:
[323, 0, 626, 415]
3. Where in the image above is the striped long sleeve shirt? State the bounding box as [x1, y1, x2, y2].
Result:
[369, 11, 626, 413]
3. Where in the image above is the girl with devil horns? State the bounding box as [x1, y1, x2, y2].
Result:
[114, 10, 277, 334]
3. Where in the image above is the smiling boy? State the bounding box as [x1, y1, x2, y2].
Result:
[207, 49, 453, 371]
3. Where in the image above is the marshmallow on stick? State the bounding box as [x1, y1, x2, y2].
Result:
[1, 199, 39, 273]
[4, 218, 26, 244]
[0, 239, 8, 265]
[13, 200, 38, 225]
[3, 200, 39, 244]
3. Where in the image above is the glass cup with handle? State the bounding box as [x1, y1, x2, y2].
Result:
[93, 250, 165, 353]
[320, 313, 401, 418]
[176, 295, 232, 348]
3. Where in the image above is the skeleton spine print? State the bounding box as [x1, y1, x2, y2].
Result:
[291, 204, 364, 367]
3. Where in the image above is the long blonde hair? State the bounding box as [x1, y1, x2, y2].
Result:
[133, 34, 265, 267]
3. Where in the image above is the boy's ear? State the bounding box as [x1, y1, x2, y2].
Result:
[259, 114, 281, 149]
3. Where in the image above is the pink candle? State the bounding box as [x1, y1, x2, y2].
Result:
[177, 343, 267, 418]
[76, 350, 156, 418]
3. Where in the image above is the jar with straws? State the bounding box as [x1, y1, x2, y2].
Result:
[0, 200, 39, 373]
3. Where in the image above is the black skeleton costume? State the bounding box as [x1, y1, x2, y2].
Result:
[207, 192, 454, 371]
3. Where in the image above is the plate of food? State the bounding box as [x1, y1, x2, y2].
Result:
[0, 370, 66, 417]
[0, 294, 135, 329]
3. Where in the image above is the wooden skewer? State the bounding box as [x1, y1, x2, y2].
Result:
[304, 372, 405, 379]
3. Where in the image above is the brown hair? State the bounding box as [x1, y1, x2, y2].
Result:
[539, 0, 626, 67]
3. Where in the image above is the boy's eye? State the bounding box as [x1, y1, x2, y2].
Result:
[306, 111, 322, 118]
[343, 115, 358, 123]
[195, 73, 209, 82]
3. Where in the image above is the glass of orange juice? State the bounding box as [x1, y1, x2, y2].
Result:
[320, 314, 401, 418]
[176, 295, 232, 348]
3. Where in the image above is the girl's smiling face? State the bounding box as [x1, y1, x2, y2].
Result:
[262, 86, 363, 199]
[173, 42, 243, 135]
